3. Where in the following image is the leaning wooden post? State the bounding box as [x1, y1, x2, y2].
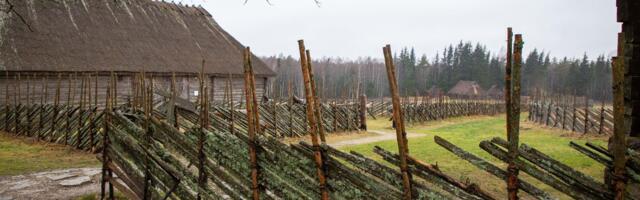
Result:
[243, 48, 262, 200]
[298, 40, 329, 200]
[610, 33, 627, 200]
[383, 44, 413, 200]
[505, 28, 521, 200]
[306, 50, 327, 142]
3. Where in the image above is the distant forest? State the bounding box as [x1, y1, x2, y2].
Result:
[262, 41, 612, 101]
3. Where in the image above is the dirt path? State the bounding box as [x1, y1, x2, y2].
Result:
[329, 130, 427, 147]
[0, 168, 101, 200]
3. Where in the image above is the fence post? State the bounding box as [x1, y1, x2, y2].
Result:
[598, 99, 605, 135]
[610, 33, 627, 200]
[298, 40, 329, 200]
[243, 48, 262, 200]
[306, 50, 326, 142]
[359, 95, 367, 131]
[571, 92, 578, 132]
[583, 96, 589, 134]
[383, 44, 413, 200]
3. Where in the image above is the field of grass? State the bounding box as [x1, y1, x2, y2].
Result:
[341, 114, 608, 199]
[0, 132, 100, 176]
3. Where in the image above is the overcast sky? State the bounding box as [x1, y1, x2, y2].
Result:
[183, 0, 618, 60]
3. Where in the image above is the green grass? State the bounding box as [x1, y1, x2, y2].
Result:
[341, 114, 608, 199]
[0, 133, 100, 176]
[74, 193, 127, 200]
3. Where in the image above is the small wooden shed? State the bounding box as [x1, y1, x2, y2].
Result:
[0, 0, 275, 106]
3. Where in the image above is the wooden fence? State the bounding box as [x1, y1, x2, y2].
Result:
[368, 98, 506, 123]
[528, 100, 613, 135]
[0, 104, 103, 151]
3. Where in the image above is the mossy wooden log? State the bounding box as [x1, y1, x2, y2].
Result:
[433, 136, 555, 200]
[491, 137, 611, 199]
[480, 140, 600, 199]
[373, 146, 487, 200]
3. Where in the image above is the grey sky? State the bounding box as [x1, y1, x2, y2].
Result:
[185, 0, 618, 60]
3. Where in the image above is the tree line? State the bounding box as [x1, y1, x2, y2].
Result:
[262, 41, 612, 101]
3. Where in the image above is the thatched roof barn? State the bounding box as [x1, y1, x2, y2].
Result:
[486, 85, 503, 98]
[0, 0, 275, 105]
[447, 80, 484, 98]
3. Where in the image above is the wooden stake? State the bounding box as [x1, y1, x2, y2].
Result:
[504, 28, 520, 200]
[243, 48, 262, 200]
[611, 32, 627, 200]
[298, 40, 329, 200]
[383, 44, 412, 200]
[306, 50, 326, 142]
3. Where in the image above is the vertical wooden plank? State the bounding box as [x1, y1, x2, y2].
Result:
[383, 45, 413, 200]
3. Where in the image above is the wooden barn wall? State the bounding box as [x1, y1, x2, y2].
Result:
[211, 76, 266, 103]
[0, 74, 270, 107]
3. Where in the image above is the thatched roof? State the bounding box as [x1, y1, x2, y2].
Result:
[486, 85, 503, 97]
[0, 0, 274, 76]
[447, 80, 484, 96]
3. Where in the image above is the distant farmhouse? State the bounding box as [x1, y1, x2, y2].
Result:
[486, 85, 503, 98]
[447, 80, 485, 98]
[0, 0, 275, 105]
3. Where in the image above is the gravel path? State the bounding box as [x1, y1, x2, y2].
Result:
[0, 168, 101, 200]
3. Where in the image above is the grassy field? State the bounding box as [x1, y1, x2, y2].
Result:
[341, 114, 608, 199]
[0, 132, 100, 176]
